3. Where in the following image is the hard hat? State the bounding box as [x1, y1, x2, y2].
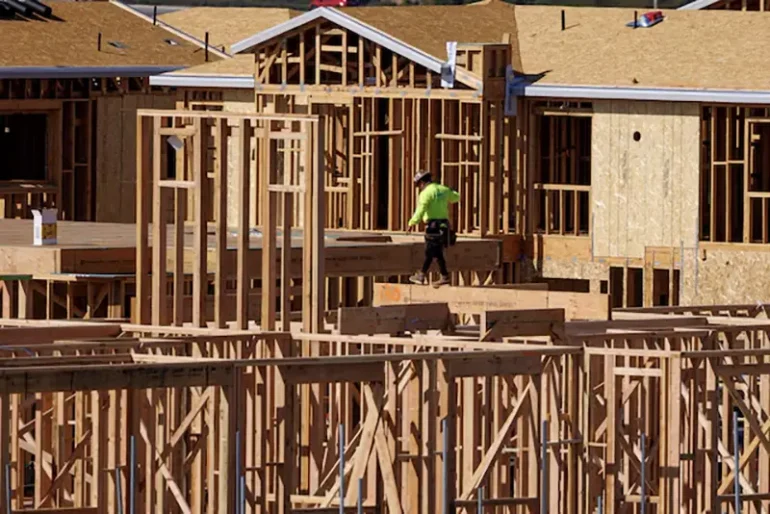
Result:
[413, 170, 431, 184]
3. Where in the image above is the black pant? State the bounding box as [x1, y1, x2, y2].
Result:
[422, 219, 449, 276]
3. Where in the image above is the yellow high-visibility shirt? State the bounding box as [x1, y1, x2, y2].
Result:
[408, 182, 460, 226]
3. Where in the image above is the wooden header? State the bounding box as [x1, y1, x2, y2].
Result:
[480, 308, 566, 342]
[336, 303, 452, 335]
[136, 109, 320, 122]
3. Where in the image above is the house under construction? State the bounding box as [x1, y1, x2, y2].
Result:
[1, 3, 770, 513]
[153, 1, 770, 308]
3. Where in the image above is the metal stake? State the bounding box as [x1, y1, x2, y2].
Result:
[240, 475, 246, 514]
[477, 486, 484, 514]
[129, 435, 136, 514]
[734, 410, 741, 514]
[443, 418, 450, 514]
[339, 424, 345, 514]
[5, 463, 11, 514]
[115, 468, 124, 514]
[597, 495, 603, 514]
[236, 430, 241, 514]
[357, 477, 363, 514]
[541, 420, 548, 514]
[640, 432, 646, 514]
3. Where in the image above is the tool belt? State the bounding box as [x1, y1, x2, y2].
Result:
[424, 219, 456, 247]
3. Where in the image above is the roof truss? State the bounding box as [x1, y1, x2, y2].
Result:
[232, 7, 481, 91]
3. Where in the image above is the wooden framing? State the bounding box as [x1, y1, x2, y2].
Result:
[0, 274, 131, 321]
[0, 321, 547, 513]
[699, 105, 770, 244]
[237, 22, 515, 237]
[129, 109, 512, 328]
[0, 219, 501, 325]
[0, 77, 166, 223]
[529, 100, 593, 237]
[1, 305, 770, 513]
[135, 109, 325, 330]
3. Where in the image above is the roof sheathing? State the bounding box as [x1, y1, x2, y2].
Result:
[342, 1, 519, 64]
[157, 1, 770, 102]
[515, 6, 770, 92]
[159, 7, 300, 53]
[0, 1, 220, 75]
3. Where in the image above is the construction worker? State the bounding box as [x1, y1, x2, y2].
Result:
[407, 170, 459, 285]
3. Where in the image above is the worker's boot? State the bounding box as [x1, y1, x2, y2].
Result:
[409, 271, 426, 285]
[436, 275, 450, 286]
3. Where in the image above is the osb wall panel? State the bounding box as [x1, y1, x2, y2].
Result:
[521, 255, 609, 283]
[680, 246, 770, 304]
[220, 90, 258, 229]
[524, 236, 608, 281]
[591, 100, 700, 259]
[95, 93, 176, 223]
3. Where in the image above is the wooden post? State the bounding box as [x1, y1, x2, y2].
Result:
[261, 120, 277, 331]
[135, 115, 152, 325]
[237, 120, 251, 330]
[151, 117, 168, 326]
[192, 118, 207, 327]
[281, 193, 293, 332]
[1, 281, 11, 318]
[214, 119, 229, 329]
[312, 117, 326, 333]
[17, 280, 32, 319]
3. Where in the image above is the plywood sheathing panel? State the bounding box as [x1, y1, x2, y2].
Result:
[159, 7, 300, 53]
[0, 2, 213, 68]
[95, 94, 177, 223]
[680, 244, 770, 305]
[218, 91, 262, 229]
[95, 97, 121, 223]
[591, 100, 700, 260]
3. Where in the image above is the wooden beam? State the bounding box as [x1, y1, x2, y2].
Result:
[374, 283, 609, 320]
[214, 119, 228, 328]
[281, 362, 385, 384]
[0, 324, 122, 344]
[444, 355, 541, 378]
[0, 363, 237, 394]
[480, 308, 566, 342]
[135, 116, 152, 324]
[236, 120, 251, 329]
[336, 303, 452, 335]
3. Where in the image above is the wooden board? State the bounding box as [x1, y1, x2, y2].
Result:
[373, 283, 610, 320]
[95, 92, 178, 223]
[337, 303, 452, 335]
[480, 308, 566, 341]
